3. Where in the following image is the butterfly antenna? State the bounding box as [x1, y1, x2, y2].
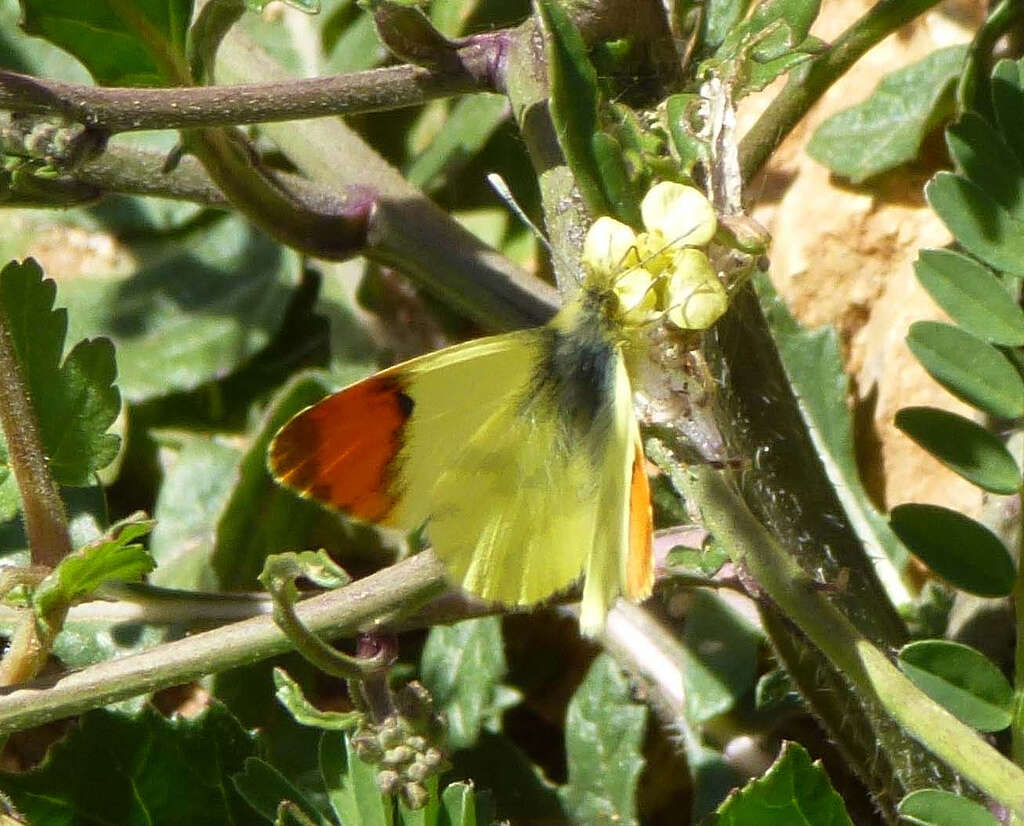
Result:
[486, 173, 553, 255]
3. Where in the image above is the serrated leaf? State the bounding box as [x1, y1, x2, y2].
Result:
[926, 171, 1024, 278]
[992, 59, 1024, 167]
[0, 259, 121, 487]
[714, 741, 852, 825]
[0, 704, 257, 824]
[420, 617, 509, 750]
[682, 590, 762, 724]
[321, 731, 394, 826]
[758, 275, 912, 596]
[20, 0, 193, 86]
[947, 113, 1024, 222]
[33, 514, 154, 618]
[233, 756, 331, 826]
[896, 407, 1020, 494]
[57, 214, 301, 402]
[906, 321, 1024, 419]
[890, 504, 1015, 597]
[273, 667, 363, 731]
[808, 46, 966, 182]
[898, 640, 1013, 732]
[561, 654, 646, 826]
[898, 788, 1001, 826]
[537, 0, 613, 219]
[913, 249, 1024, 346]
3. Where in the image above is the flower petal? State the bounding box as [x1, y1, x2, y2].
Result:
[641, 182, 716, 247]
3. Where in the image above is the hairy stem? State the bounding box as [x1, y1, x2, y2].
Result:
[738, 0, 945, 183]
[0, 552, 448, 737]
[680, 464, 1024, 818]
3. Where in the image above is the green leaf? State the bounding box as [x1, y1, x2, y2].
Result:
[0, 704, 257, 824]
[665, 94, 707, 177]
[992, 59, 1024, 167]
[742, 36, 822, 94]
[926, 171, 1024, 278]
[890, 504, 1015, 597]
[758, 275, 912, 595]
[420, 616, 511, 750]
[213, 370, 378, 589]
[537, 0, 613, 219]
[947, 113, 1024, 222]
[233, 756, 332, 826]
[898, 789, 1001, 826]
[807, 46, 966, 182]
[148, 433, 243, 589]
[701, 0, 753, 52]
[895, 407, 1020, 494]
[897, 639, 1013, 732]
[321, 731, 394, 826]
[0, 259, 121, 487]
[58, 214, 301, 402]
[561, 654, 646, 826]
[713, 741, 852, 826]
[906, 321, 1024, 419]
[913, 249, 1024, 346]
[20, 0, 193, 86]
[33, 513, 155, 617]
[682, 590, 762, 724]
[273, 667, 364, 731]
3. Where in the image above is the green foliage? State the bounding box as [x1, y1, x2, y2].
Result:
[273, 667, 363, 731]
[420, 617, 513, 750]
[0, 704, 257, 824]
[906, 321, 1024, 419]
[33, 513, 155, 618]
[0, 259, 121, 495]
[560, 654, 646, 826]
[897, 640, 1013, 733]
[913, 249, 1024, 347]
[898, 789, 1001, 826]
[808, 46, 966, 182]
[890, 504, 1015, 598]
[20, 0, 193, 86]
[681, 590, 762, 724]
[895, 407, 1020, 495]
[712, 741, 852, 825]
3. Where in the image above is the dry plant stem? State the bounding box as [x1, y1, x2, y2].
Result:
[0, 552, 449, 738]
[0, 60, 486, 132]
[680, 464, 1024, 818]
[738, 0, 945, 183]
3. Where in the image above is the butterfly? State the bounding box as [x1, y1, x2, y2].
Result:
[268, 182, 725, 634]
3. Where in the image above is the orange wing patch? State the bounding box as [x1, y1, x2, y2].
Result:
[268, 374, 413, 522]
[624, 439, 654, 600]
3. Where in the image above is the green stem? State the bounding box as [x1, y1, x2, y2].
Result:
[680, 464, 1024, 817]
[738, 0, 945, 184]
[0, 296, 71, 569]
[0, 552, 448, 737]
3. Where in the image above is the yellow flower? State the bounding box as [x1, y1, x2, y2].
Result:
[640, 181, 717, 248]
[662, 248, 728, 331]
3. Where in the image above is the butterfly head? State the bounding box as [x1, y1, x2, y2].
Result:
[581, 182, 727, 333]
